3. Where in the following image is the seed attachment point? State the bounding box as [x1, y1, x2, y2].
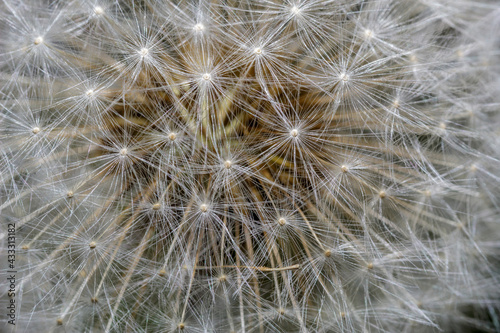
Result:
[139, 48, 149, 57]
[290, 6, 301, 15]
[200, 204, 208, 213]
[34, 36, 43, 45]
[94, 6, 104, 15]
[32, 127, 40, 134]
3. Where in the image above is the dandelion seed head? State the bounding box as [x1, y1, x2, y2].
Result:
[3, 1, 500, 332]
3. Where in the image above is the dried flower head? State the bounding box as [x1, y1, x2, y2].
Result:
[1, 0, 500, 332]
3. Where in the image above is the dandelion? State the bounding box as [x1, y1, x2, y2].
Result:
[1, 0, 500, 332]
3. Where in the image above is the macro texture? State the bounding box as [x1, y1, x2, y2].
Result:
[1, 0, 500, 332]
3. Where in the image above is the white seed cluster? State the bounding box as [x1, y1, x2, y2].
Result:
[1, 1, 500, 332]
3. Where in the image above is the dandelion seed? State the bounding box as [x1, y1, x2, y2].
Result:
[254, 47, 263, 55]
[33, 36, 43, 45]
[56, 319, 63, 326]
[224, 160, 232, 169]
[120, 148, 128, 156]
[199, 204, 208, 213]
[341, 165, 349, 173]
[139, 48, 149, 57]
[379, 191, 386, 199]
[168, 132, 177, 141]
[364, 29, 374, 40]
[290, 128, 299, 137]
[290, 6, 301, 15]
[89, 241, 96, 249]
[178, 323, 185, 330]
[94, 6, 104, 15]
[278, 217, 287, 226]
[339, 73, 349, 82]
[193, 23, 204, 32]
[32, 127, 40, 134]
[202, 73, 211, 81]
[85, 89, 94, 96]
[152, 203, 161, 210]
[66, 191, 74, 198]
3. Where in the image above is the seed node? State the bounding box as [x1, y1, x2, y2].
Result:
[94, 6, 104, 15]
[34, 36, 43, 45]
